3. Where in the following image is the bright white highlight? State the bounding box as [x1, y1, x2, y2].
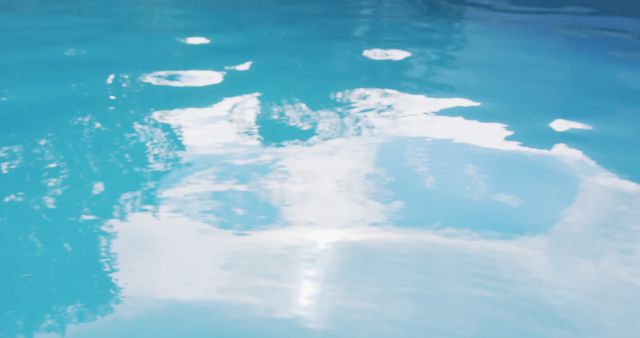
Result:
[141, 70, 225, 87]
[549, 119, 593, 132]
[224, 61, 253, 71]
[180, 36, 211, 45]
[152, 93, 261, 153]
[362, 48, 412, 61]
[92, 182, 105, 195]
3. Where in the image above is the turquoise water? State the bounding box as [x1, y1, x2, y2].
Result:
[1, 0, 640, 337]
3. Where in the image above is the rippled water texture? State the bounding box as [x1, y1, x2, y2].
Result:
[1, 0, 640, 337]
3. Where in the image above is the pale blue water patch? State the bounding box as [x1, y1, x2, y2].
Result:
[376, 138, 579, 235]
[158, 155, 280, 230]
[1, 0, 640, 338]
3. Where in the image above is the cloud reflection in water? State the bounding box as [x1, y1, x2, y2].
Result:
[99, 87, 640, 336]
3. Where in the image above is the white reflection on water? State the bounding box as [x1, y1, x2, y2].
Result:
[363, 48, 412, 61]
[225, 61, 253, 71]
[104, 88, 640, 335]
[179, 36, 211, 45]
[152, 93, 260, 153]
[140, 70, 225, 87]
[333, 89, 591, 161]
[0, 145, 23, 175]
[549, 118, 593, 132]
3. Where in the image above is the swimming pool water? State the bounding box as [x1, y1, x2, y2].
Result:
[1, 0, 640, 337]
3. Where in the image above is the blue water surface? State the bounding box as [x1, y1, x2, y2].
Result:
[1, 0, 640, 337]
